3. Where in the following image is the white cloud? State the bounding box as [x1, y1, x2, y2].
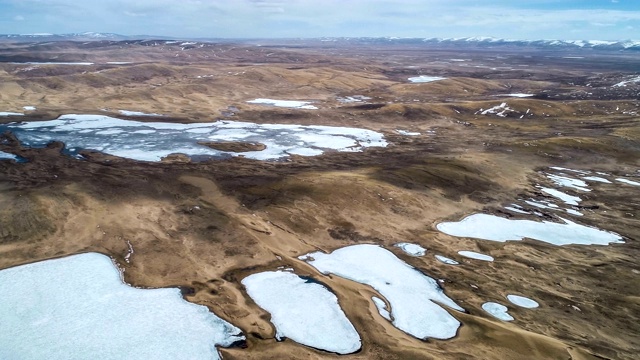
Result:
[14, 15, 25, 21]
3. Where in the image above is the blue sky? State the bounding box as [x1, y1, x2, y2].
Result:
[0, 0, 638, 40]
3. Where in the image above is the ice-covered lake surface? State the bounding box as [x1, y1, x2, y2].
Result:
[482, 302, 514, 321]
[408, 75, 447, 83]
[242, 270, 360, 354]
[506, 295, 539, 308]
[0, 114, 387, 161]
[394, 242, 426, 256]
[301, 244, 464, 340]
[247, 98, 318, 110]
[438, 214, 623, 246]
[0, 253, 243, 360]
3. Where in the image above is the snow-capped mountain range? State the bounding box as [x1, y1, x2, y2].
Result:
[0, 33, 638, 51]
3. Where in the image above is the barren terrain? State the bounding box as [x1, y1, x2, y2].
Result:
[1, 39, 639, 359]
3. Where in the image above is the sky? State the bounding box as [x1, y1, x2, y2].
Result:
[0, 0, 638, 40]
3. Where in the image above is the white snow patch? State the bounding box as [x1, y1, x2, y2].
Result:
[337, 95, 371, 103]
[549, 166, 590, 175]
[565, 208, 584, 216]
[478, 103, 515, 117]
[0, 253, 243, 360]
[539, 187, 582, 206]
[546, 173, 591, 191]
[242, 271, 360, 354]
[118, 110, 165, 117]
[524, 199, 559, 210]
[394, 242, 426, 256]
[504, 206, 529, 214]
[482, 302, 514, 321]
[616, 178, 640, 186]
[408, 76, 447, 83]
[0, 112, 24, 116]
[506, 295, 539, 308]
[496, 93, 534, 98]
[458, 251, 494, 262]
[372, 296, 392, 321]
[435, 255, 459, 265]
[22, 106, 36, 111]
[0, 150, 20, 161]
[437, 213, 622, 246]
[301, 244, 463, 340]
[612, 75, 640, 88]
[396, 130, 421, 136]
[11, 62, 94, 65]
[247, 98, 318, 110]
[582, 176, 611, 184]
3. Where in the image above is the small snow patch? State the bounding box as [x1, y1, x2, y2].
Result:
[394, 243, 426, 256]
[408, 76, 447, 83]
[506, 295, 539, 308]
[247, 98, 318, 110]
[482, 302, 514, 321]
[458, 251, 494, 262]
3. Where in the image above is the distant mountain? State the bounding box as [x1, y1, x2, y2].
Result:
[1, 33, 638, 51]
[320, 37, 640, 51]
[0, 32, 154, 41]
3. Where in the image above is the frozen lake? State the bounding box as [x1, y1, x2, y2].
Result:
[0, 114, 387, 161]
[0, 253, 244, 360]
[242, 270, 361, 354]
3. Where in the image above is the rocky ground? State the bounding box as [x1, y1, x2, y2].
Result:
[0, 40, 639, 359]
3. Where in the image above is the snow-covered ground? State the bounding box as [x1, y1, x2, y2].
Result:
[242, 271, 360, 354]
[0, 150, 20, 161]
[372, 296, 392, 320]
[408, 75, 447, 83]
[396, 130, 421, 136]
[0, 114, 387, 162]
[22, 106, 36, 111]
[438, 214, 622, 246]
[394, 242, 426, 256]
[496, 93, 534, 98]
[477, 103, 515, 117]
[337, 95, 371, 103]
[435, 255, 459, 265]
[612, 75, 640, 88]
[247, 98, 318, 110]
[301, 244, 464, 340]
[118, 110, 165, 117]
[0, 112, 24, 116]
[545, 173, 590, 191]
[538, 187, 582, 206]
[506, 295, 539, 308]
[0, 253, 243, 360]
[10, 62, 94, 65]
[616, 178, 640, 186]
[458, 251, 494, 262]
[482, 302, 514, 321]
